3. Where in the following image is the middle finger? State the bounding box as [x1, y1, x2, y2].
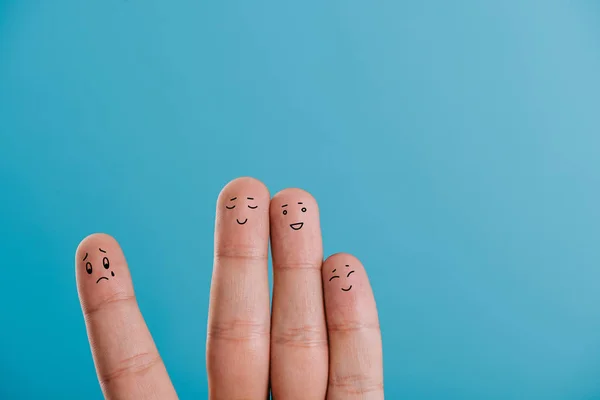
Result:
[270, 188, 328, 399]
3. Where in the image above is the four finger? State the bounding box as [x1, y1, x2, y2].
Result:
[78, 181, 381, 400]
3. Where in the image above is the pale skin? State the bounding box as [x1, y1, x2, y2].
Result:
[76, 177, 384, 399]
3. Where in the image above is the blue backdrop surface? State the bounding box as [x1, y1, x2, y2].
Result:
[1, 1, 600, 398]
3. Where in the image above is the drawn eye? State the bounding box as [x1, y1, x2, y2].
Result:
[248, 205, 258, 209]
[329, 275, 340, 281]
[301, 207, 307, 212]
[86, 262, 93, 274]
[347, 271, 354, 277]
[226, 205, 235, 209]
[283, 210, 287, 215]
[103, 257, 110, 269]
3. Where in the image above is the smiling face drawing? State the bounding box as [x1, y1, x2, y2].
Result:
[329, 264, 355, 292]
[282, 202, 307, 230]
[83, 248, 115, 284]
[225, 196, 259, 225]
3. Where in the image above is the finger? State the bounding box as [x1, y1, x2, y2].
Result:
[323, 253, 384, 399]
[207, 177, 271, 400]
[76, 233, 178, 400]
[269, 188, 328, 399]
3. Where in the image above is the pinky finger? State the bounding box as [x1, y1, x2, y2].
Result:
[323, 253, 384, 399]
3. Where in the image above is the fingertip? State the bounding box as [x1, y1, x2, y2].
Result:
[218, 176, 270, 203]
[322, 252, 364, 279]
[323, 252, 374, 308]
[269, 187, 323, 266]
[272, 187, 311, 199]
[270, 188, 318, 212]
[75, 233, 132, 309]
[214, 176, 270, 256]
[76, 233, 123, 270]
[323, 252, 362, 269]
[76, 233, 119, 260]
[269, 187, 320, 228]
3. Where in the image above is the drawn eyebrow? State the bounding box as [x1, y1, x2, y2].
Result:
[99, 248, 107, 253]
[230, 197, 237, 201]
[281, 204, 288, 207]
[332, 269, 336, 273]
[82, 253, 88, 261]
[298, 202, 303, 204]
[345, 264, 350, 267]
[247, 197, 254, 200]
[329, 275, 340, 281]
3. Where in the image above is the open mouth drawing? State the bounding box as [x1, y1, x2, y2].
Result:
[290, 222, 304, 230]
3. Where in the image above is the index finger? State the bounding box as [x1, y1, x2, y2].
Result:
[76, 233, 177, 400]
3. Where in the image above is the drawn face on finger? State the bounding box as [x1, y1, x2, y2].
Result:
[83, 248, 116, 284]
[225, 196, 259, 225]
[281, 202, 308, 231]
[328, 264, 355, 292]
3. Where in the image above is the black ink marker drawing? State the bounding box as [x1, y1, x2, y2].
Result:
[226, 197, 237, 209]
[282, 202, 307, 230]
[226, 195, 257, 224]
[83, 248, 115, 284]
[329, 264, 355, 291]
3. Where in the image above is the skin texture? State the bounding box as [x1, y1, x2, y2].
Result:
[76, 177, 383, 400]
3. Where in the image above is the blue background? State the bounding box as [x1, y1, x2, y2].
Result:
[1, 1, 599, 398]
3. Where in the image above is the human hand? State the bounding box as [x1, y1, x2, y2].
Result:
[76, 177, 383, 399]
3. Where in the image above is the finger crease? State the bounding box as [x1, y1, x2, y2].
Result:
[329, 373, 384, 394]
[272, 325, 328, 348]
[208, 319, 269, 341]
[99, 352, 163, 385]
[214, 249, 268, 261]
[327, 322, 380, 333]
[274, 262, 322, 271]
[83, 294, 137, 318]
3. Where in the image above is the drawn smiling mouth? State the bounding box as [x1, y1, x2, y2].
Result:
[96, 277, 109, 284]
[236, 218, 248, 225]
[290, 222, 304, 230]
[341, 285, 352, 291]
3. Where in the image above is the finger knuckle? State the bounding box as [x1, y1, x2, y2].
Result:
[207, 319, 269, 342]
[82, 293, 137, 318]
[98, 352, 163, 385]
[327, 321, 380, 333]
[272, 324, 328, 348]
[329, 373, 384, 394]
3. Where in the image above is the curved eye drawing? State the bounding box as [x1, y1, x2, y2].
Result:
[226, 205, 236, 210]
[248, 205, 258, 209]
[283, 209, 288, 215]
[347, 270, 354, 277]
[329, 275, 340, 281]
[301, 207, 307, 212]
[103, 257, 110, 269]
[86, 262, 93, 274]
